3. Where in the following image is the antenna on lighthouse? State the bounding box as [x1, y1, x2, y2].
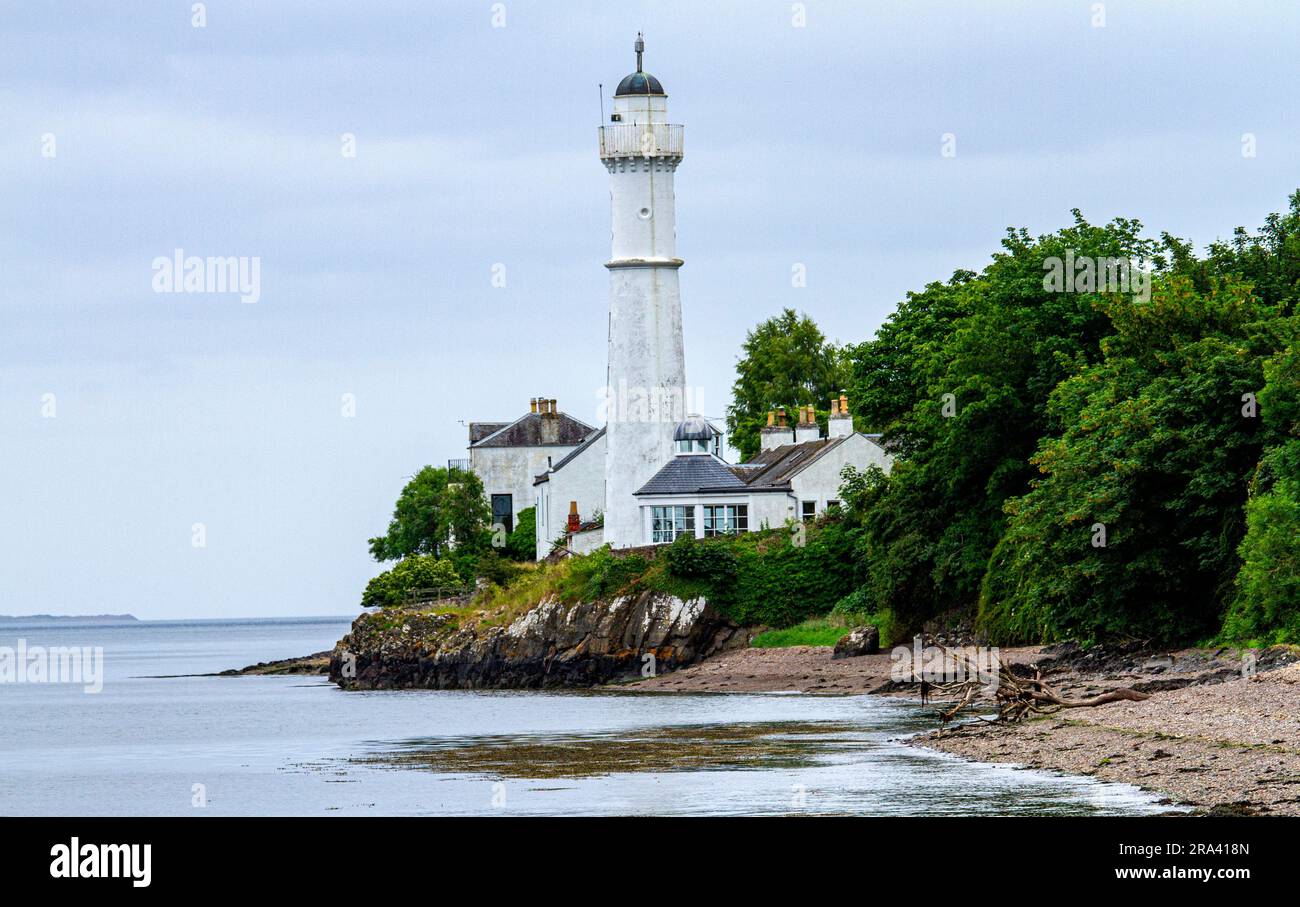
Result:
[598, 82, 604, 124]
[635, 31, 644, 72]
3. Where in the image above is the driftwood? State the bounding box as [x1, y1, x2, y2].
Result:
[916, 646, 1151, 729]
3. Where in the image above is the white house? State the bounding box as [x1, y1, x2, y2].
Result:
[467, 397, 597, 534]
[533, 427, 607, 559]
[467, 36, 894, 558]
[632, 402, 893, 545]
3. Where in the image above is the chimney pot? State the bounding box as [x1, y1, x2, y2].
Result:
[795, 405, 821, 443]
[766, 410, 775, 427]
[777, 407, 787, 428]
[829, 394, 853, 439]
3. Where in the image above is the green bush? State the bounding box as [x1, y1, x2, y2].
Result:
[663, 534, 738, 585]
[830, 588, 896, 647]
[361, 555, 463, 608]
[555, 546, 650, 602]
[1220, 346, 1300, 644]
[473, 549, 522, 588]
[656, 521, 861, 629]
[505, 507, 536, 562]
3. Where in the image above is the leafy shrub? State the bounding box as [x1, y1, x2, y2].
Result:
[361, 555, 462, 608]
[1220, 346, 1300, 644]
[474, 549, 522, 587]
[663, 534, 738, 585]
[505, 507, 536, 562]
[830, 588, 896, 647]
[556, 546, 650, 601]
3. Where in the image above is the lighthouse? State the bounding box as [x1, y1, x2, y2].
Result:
[600, 33, 688, 548]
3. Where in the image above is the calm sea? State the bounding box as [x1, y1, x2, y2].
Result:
[0, 617, 1176, 816]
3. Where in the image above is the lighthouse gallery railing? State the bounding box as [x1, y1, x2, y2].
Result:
[598, 123, 684, 159]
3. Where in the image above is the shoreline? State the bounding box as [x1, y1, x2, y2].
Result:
[236, 634, 1299, 815]
[628, 641, 1300, 816]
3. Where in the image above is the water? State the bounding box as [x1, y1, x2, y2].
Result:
[0, 617, 1176, 816]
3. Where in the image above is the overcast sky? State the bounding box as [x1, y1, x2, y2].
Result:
[3, 1, 1298, 618]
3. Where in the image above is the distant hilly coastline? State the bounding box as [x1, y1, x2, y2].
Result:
[0, 614, 138, 623]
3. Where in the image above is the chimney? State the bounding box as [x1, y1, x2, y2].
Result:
[829, 393, 853, 439]
[530, 398, 538, 414]
[550, 398, 558, 414]
[795, 404, 820, 444]
[567, 500, 581, 533]
[760, 406, 795, 451]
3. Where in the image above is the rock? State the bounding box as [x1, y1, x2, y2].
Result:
[832, 625, 880, 659]
[329, 591, 748, 691]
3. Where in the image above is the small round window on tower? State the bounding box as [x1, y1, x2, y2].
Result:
[638, 206, 653, 219]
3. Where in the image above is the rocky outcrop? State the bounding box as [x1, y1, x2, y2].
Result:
[329, 592, 750, 690]
[831, 626, 880, 659]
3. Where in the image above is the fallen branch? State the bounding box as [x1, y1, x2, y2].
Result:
[908, 645, 1152, 728]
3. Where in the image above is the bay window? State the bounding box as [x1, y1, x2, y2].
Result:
[651, 505, 695, 543]
[703, 504, 748, 536]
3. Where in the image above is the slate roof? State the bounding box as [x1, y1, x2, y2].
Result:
[471, 412, 597, 449]
[534, 427, 606, 485]
[634, 454, 750, 496]
[737, 437, 846, 489]
[469, 422, 509, 444]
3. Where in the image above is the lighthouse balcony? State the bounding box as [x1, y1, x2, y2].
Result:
[598, 123, 684, 159]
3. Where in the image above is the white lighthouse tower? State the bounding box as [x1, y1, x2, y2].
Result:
[600, 33, 688, 548]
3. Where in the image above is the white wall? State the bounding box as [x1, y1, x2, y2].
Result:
[471, 444, 579, 535]
[534, 433, 606, 560]
[789, 434, 893, 517]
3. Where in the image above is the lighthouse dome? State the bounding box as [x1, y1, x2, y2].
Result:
[615, 70, 665, 97]
[673, 415, 716, 442]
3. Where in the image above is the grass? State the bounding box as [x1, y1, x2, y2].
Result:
[750, 617, 852, 648]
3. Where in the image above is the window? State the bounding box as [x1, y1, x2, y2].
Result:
[703, 504, 748, 536]
[651, 505, 694, 543]
[801, 500, 817, 521]
[675, 438, 710, 454]
[826, 500, 841, 514]
[491, 494, 514, 533]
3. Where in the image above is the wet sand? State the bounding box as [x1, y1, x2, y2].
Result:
[629, 642, 1300, 815]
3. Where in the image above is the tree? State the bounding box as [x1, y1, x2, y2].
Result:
[1220, 343, 1300, 643]
[843, 213, 1159, 631]
[368, 466, 491, 562]
[726, 308, 848, 461]
[361, 555, 463, 609]
[504, 506, 536, 562]
[978, 277, 1291, 643]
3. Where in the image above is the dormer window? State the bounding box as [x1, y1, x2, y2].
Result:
[672, 414, 718, 456]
